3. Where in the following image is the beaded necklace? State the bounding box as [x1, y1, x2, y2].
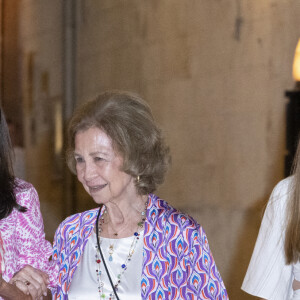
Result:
[95, 203, 147, 300]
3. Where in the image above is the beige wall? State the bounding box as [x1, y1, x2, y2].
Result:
[19, 0, 64, 237]
[1, 0, 23, 139]
[18, 0, 300, 299]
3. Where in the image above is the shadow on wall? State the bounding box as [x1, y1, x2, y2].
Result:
[226, 196, 269, 300]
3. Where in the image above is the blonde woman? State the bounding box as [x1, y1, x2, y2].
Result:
[242, 141, 300, 299]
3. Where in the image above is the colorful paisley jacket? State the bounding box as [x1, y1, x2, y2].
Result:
[52, 194, 228, 299]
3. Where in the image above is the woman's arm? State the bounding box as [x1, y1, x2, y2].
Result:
[13, 182, 57, 298]
[187, 225, 229, 299]
[15, 184, 56, 284]
[241, 178, 293, 299]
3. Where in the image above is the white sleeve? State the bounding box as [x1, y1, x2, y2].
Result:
[292, 263, 300, 300]
[292, 289, 300, 300]
[241, 177, 294, 300]
[293, 262, 300, 281]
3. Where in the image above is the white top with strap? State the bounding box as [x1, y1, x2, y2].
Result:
[68, 230, 143, 300]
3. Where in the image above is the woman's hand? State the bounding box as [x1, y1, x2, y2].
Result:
[292, 279, 300, 299]
[10, 265, 49, 300]
[0, 273, 32, 300]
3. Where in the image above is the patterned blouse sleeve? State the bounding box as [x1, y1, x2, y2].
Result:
[52, 223, 61, 266]
[0, 233, 4, 274]
[15, 184, 57, 285]
[49, 220, 64, 295]
[186, 224, 228, 299]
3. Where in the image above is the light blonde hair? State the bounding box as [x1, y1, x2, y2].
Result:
[66, 91, 171, 195]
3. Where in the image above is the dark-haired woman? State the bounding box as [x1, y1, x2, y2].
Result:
[0, 109, 54, 299]
[52, 91, 228, 299]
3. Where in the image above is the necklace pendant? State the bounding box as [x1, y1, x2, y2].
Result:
[108, 244, 114, 261]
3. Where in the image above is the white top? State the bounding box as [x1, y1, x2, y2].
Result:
[241, 176, 300, 300]
[68, 231, 143, 300]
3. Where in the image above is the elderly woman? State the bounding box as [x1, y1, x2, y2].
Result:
[52, 91, 228, 299]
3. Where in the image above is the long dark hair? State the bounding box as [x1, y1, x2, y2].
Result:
[0, 109, 26, 219]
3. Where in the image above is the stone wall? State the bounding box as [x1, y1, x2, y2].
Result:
[19, 0, 64, 237]
[18, 0, 300, 298]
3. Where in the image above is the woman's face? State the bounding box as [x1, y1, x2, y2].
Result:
[74, 127, 135, 205]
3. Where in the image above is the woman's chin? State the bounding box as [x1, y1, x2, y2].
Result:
[91, 194, 111, 206]
[92, 197, 106, 205]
